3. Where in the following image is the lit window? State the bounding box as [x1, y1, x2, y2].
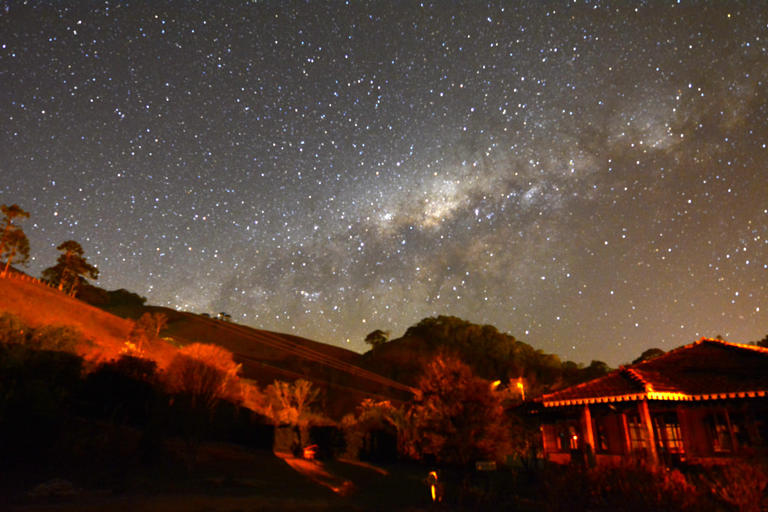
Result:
[653, 412, 684, 454]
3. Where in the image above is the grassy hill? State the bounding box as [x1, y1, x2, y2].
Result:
[0, 274, 136, 363]
[0, 274, 412, 417]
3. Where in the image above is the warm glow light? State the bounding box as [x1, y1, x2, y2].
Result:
[516, 378, 525, 401]
[428, 470, 440, 502]
[303, 444, 318, 460]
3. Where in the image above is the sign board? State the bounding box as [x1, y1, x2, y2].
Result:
[475, 460, 497, 471]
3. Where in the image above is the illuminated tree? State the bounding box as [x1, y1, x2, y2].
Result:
[403, 355, 511, 466]
[42, 240, 99, 295]
[165, 343, 242, 409]
[265, 379, 321, 426]
[1, 228, 30, 277]
[0, 204, 30, 277]
[128, 312, 168, 352]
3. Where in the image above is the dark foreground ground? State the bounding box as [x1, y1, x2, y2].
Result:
[1, 442, 434, 512]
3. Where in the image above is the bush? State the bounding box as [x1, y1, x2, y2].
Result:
[80, 355, 159, 425]
[0, 345, 84, 467]
[0, 312, 27, 345]
[696, 461, 768, 512]
[28, 325, 83, 352]
[165, 343, 241, 409]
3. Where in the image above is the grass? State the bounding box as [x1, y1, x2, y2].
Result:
[0, 277, 181, 366]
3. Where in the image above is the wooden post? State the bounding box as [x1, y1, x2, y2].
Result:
[620, 412, 632, 455]
[582, 404, 596, 466]
[638, 399, 658, 465]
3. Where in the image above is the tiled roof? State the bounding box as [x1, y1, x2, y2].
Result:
[541, 338, 768, 407]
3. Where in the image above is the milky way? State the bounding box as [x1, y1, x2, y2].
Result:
[2, 1, 766, 365]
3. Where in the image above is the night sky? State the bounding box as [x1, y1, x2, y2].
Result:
[2, 1, 766, 366]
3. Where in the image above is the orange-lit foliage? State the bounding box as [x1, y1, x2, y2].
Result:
[0, 312, 83, 354]
[265, 379, 321, 426]
[165, 342, 242, 409]
[240, 379, 267, 414]
[698, 460, 768, 512]
[0, 312, 27, 345]
[341, 399, 402, 459]
[403, 355, 511, 466]
[0, 277, 131, 361]
[28, 325, 84, 353]
[128, 312, 168, 353]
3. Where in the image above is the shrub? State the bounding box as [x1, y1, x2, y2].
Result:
[697, 460, 768, 512]
[341, 399, 402, 460]
[164, 343, 241, 409]
[0, 312, 27, 345]
[28, 325, 83, 352]
[81, 355, 159, 425]
[588, 463, 701, 511]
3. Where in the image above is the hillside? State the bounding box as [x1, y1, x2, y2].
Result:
[0, 275, 412, 417]
[0, 274, 142, 363]
[146, 306, 415, 416]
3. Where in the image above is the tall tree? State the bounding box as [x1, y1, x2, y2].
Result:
[42, 240, 99, 295]
[1, 227, 30, 277]
[402, 355, 511, 466]
[0, 204, 30, 277]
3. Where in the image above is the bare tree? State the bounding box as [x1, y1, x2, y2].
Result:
[266, 379, 321, 426]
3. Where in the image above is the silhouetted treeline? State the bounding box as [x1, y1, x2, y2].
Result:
[362, 315, 611, 397]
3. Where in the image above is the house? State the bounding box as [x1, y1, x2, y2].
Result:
[538, 338, 768, 467]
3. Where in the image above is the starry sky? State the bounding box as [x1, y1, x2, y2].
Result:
[2, 1, 766, 366]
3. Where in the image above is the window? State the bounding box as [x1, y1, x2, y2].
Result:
[653, 412, 684, 454]
[627, 414, 647, 451]
[557, 424, 579, 452]
[708, 411, 734, 453]
[594, 419, 609, 453]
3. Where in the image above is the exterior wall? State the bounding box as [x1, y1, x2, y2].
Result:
[539, 398, 768, 467]
[594, 454, 625, 466]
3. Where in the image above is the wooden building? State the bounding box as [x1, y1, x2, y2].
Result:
[538, 338, 768, 466]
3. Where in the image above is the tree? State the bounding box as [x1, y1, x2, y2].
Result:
[753, 335, 768, 348]
[632, 348, 666, 365]
[0, 204, 30, 277]
[1, 228, 30, 277]
[364, 329, 390, 348]
[42, 240, 99, 295]
[402, 355, 511, 466]
[265, 379, 321, 426]
[128, 312, 168, 352]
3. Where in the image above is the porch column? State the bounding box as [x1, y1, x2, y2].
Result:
[638, 399, 658, 466]
[581, 404, 595, 465]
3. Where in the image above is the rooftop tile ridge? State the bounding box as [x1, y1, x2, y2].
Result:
[539, 368, 621, 401]
[622, 367, 652, 393]
[699, 337, 768, 354]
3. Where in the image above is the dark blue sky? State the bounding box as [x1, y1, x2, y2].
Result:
[2, 1, 766, 365]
